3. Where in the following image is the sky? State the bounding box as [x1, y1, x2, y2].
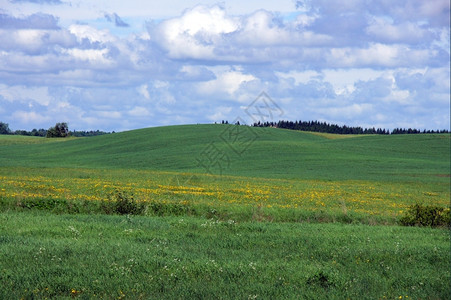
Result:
[0, 0, 449, 132]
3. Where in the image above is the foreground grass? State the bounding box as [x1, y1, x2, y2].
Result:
[0, 211, 449, 299]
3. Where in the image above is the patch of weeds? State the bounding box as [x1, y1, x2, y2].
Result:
[252, 205, 273, 222]
[399, 204, 450, 227]
[147, 201, 193, 216]
[306, 271, 335, 289]
[18, 198, 66, 211]
[109, 189, 145, 215]
[206, 208, 219, 219]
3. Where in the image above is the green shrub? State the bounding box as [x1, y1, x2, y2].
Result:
[399, 204, 450, 227]
[19, 198, 66, 211]
[109, 189, 145, 215]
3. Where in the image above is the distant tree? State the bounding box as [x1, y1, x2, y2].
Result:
[31, 128, 47, 137]
[0, 122, 11, 135]
[46, 122, 69, 138]
[70, 129, 110, 137]
[14, 130, 30, 136]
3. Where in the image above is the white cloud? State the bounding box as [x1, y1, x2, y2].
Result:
[321, 103, 374, 119]
[11, 110, 51, 124]
[68, 24, 116, 44]
[276, 70, 320, 85]
[63, 48, 113, 66]
[324, 69, 382, 94]
[0, 85, 52, 106]
[95, 111, 122, 119]
[0, 2, 448, 132]
[152, 5, 238, 59]
[137, 84, 150, 100]
[178, 65, 215, 81]
[207, 106, 232, 121]
[326, 43, 434, 68]
[128, 106, 151, 117]
[237, 10, 331, 47]
[365, 17, 430, 43]
[197, 70, 256, 95]
[239, 10, 289, 45]
[149, 81, 176, 105]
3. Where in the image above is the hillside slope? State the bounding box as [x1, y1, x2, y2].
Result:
[0, 124, 449, 181]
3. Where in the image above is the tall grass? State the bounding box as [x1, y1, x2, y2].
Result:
[0, 211, 449, 299]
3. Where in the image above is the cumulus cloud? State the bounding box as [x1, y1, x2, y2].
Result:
[0, 12, 59, 29]
[148, 5, 332, 62]
[0, 2, 448, 131]
[145, 3, 447, 69]
[150, 5, 239, 60]
[197, 69, 256, 96]
[68, 24, 116, 43]
[0, 27, 77, 55]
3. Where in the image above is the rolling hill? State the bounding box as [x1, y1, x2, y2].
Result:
[0, 124, 449, 182]
[1, 125, 449, 299]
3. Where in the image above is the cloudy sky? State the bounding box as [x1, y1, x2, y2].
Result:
[0, 0, 449, 132]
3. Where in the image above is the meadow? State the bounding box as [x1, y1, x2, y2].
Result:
[1, 211, 449, 299]
[0, 124, 450, 298]
[0, 166, 449, 224]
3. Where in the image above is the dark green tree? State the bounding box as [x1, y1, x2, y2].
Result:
[46, 122, 69, 138]
[0, 122, 11, 135]
[31, 129, 47, 137]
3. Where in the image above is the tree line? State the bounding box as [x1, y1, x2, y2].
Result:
[0, 122, 111, 138]
[250, 120, 449, 135]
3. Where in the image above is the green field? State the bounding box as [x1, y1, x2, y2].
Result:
[0, 124, 450, 298]
[1, 212, 449, 299]
[1, 124, 449, 181]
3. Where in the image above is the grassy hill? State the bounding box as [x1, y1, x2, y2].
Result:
[0, 124, 449, 182]
[0, 125, 449, 298]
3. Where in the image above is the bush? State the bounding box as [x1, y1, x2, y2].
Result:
[109, 190, 145, 215]
[399, 204, 450, 227]
[18, 198, 66, 211]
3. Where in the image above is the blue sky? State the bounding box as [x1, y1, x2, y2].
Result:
[0, 0, 449, 132]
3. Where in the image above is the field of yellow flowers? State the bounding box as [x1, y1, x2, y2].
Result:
[1, 166, 448, 223]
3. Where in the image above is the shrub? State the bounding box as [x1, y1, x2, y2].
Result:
[109, 189, 145, 215]
[399, 204, 450, 227]
[18, 198, 66, 211]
